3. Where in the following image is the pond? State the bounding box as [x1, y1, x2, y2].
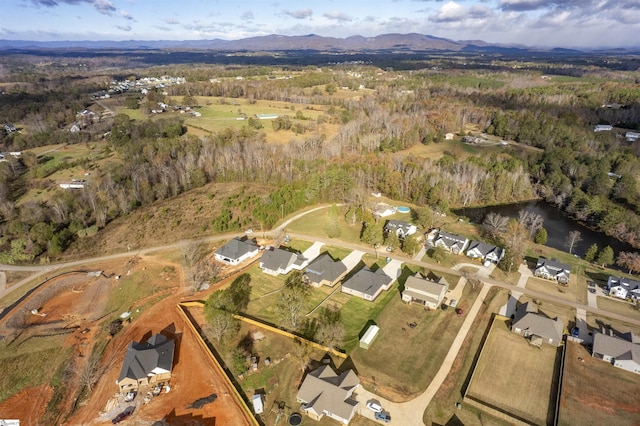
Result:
[454, 200, 636, 259]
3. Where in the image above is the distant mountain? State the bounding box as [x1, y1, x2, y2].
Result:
[0, 33, 636, 53]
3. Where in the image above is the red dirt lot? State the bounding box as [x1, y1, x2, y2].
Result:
[67, 291, 253, 426]
[0, 384, 52, 426]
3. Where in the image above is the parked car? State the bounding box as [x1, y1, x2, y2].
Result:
[112, 406, 134, 424]
[375, 411, 391, 423]
[572, 327, 580, 338]
[456, 308, 463, 316]
[366, 400, 383, 413]
[450, 299, 458, 308]
[124, 391, 136, 402]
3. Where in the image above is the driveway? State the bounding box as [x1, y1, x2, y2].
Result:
[301, 242, 324, 263]
[341, 250, 364, 272]
[382, 259, 403, 281]
[575, 308, 592, 344]
[444, 276, 466, 307]
[498, 263, 530, 317]
[587, 284, 601, 308]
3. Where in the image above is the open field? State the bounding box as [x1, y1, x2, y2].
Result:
[559, 341, 640, 426]
[596, 297, 640, 322]
[466, 317, 560, 425]
[351, 277, 480, 401]
[526, 275, 577, 302]
[423, 287, 512, 426]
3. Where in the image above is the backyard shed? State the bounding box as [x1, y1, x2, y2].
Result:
[359, 325, 380, 349]
[252, 394, 264, 414]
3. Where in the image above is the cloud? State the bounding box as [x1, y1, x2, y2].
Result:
[115, 25, 132, 32]
[283, 9, 313, 19]
[323, 11, 353, 22]
[429, 1, 493, 24]
[28, 0, 116, 15]
[165, 18, 180, 25]
[241, 11, 254, 21]
[120, 10, 133, 21]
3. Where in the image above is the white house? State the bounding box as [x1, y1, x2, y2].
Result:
[433, 231, 469, 255]
[384, 220, 417, 239]
[260, 247, 308, 276]
[594, 125, 613, 132]
[607, 276, 640, 301]
[372, 203, 396, 218]
[534, 258, 571, 284]
[401, 274, 449, 309]
[466, 241, 505, 264]
[214, 238, 259, 266]
[592, 332, 640, 374]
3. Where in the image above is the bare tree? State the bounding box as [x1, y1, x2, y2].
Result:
[501, 219, 528, 270]
[206, 310, 236, 344]
[276, 272, 309, 329]
[565, 230, 582, 255]
[518, 210, 544, 239]
[617, 252, 640, 275]
[483, 212, 509, 236]
[76, 351, 102, 394]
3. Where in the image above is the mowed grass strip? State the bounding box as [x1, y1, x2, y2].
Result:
[559, 341, 640, 426]
[595, 296, 640, 322]
[525, 276, 577, 302]
[466, 318, 558, 425]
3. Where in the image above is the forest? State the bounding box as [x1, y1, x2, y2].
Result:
[0, 51, 639, 263]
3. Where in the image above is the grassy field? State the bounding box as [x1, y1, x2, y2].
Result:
[525, 276, 578, 302]
[466, 317, 560, 425]
[559, 341, 640, 426]
[423, 287, 512, 426]
[351, 278, 481, 401]
[595, 297, 640, 322]
[0, 335, 71, 403]
[285, 205, 365, 243]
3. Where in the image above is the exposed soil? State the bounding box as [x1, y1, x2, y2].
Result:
[0, 384, 53, 426]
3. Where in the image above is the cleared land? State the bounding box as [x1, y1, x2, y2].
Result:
[559, 341, 640, 426]
[466, 317, 560, 425]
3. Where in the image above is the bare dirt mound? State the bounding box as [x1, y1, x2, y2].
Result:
[0, 384, 53, 425]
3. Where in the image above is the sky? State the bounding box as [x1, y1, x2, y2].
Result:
[2, 0, 639, 49]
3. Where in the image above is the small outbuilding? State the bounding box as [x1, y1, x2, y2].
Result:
[359, 324, 380, 349]
[252, 394, 264, 414]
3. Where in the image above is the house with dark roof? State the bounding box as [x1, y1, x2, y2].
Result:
[296, 365, 359, 424]
[466, 240, 504, 264]
[117, 334, 175, 392]
[341, 267, 392, 301]
[534, 258, 571, 284]
[260, 247, 308, 276]
[433, 231, 469, 255]
[303, 253, 348, 288]
[214, 237, 259, 265]
[401, 274, 449, 309]
[511, 302, 564, 347]
[607, 276, 640, 301]
[592, 332, 640, 374]
[384, 220, 417, 239]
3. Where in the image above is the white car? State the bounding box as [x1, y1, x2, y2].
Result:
[366, 400, 383, 413]
[450, 299, 458, 308]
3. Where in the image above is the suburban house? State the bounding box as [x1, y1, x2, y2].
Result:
[260, 247, 308, 276]
[303, 253, 348, 287]
[511, 302, 564, 347]
[607, 276, 640, 301]
[342, 267, 393, 301]
[384, 220, 417, 239]
[592, 332, 640, 374]
[296, 365, 360, 424]
[214, 237, 260, 266]
[534, 258, 571, 284]
[433, 231, 469, 255]
[466, 240, 505, 264]
[401, 274, 449, 309]
[117, 334, 175, 392]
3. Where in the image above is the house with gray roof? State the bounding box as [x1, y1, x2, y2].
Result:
[402, 274, 449, 309]
[433, 231, 469, 255]
[534, 258, 571, 284]
[466, 240, 504, 264]
[511, 302, 564, 347]
[607, 276, 640, 301]
[341, 267, 392, 301]
[303, 253, 348, 288]
[296, 365, 359, 424]
[384, 220, 417, 239]
[592, 332, 640, 374]
[214, 237, 259, 265]
[260, 247, 308, 276]
[117, 334, 175, 391]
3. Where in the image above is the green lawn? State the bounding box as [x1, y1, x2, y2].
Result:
[104, 263, 175, 316]
[466, 318, 560, 425]
[350, 280, 481, 401]
[559, 341, 640, 426]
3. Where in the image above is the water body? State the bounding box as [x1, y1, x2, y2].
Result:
[454, 200, 636, 259]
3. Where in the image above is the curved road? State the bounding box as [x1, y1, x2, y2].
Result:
[2, 203, 640, 425]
